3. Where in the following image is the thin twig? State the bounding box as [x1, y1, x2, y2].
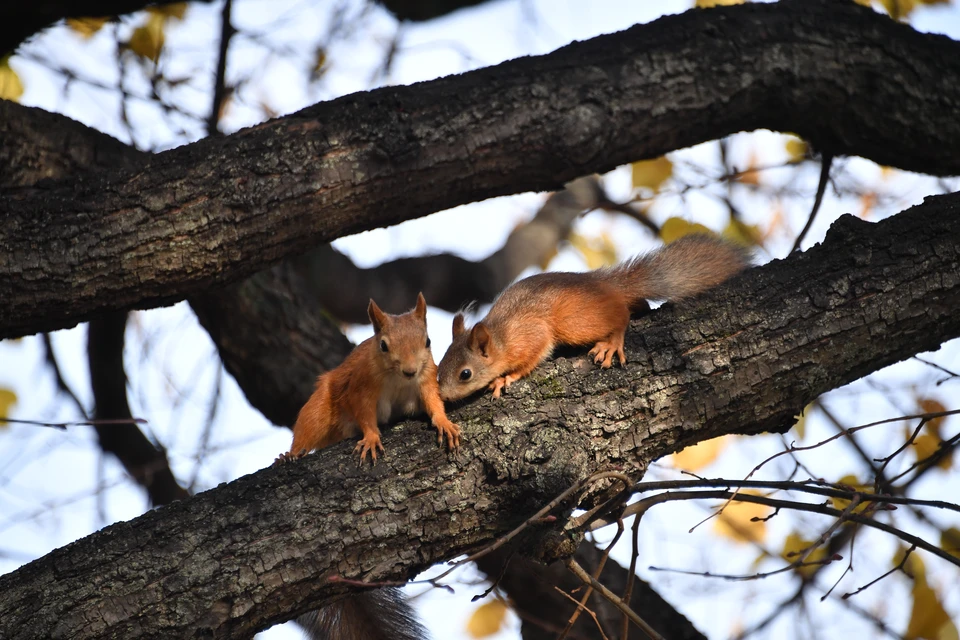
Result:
[842, 545, 917, 600]
[552, 586, 611, 640]
[565, 558, 664, 640]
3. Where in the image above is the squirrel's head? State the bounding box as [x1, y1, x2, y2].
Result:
[437, 313, 497, 401]
[368, 292, 433, 379]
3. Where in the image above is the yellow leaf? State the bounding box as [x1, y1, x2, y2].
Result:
[906, 580, 957, 640]
[672, 435, 728, 471]
[784, 136, 809, 163]
[792, 411, 807, 441]
[781, 531, 827, 577]
[696, 0, 744, 6]
[913, 433, 952, 470]
[314, 47, 328, 73]
[722, 218, 762, 248]
[0, 388, 16, 422]
[713, 490, 771, 544]
[568, 232, 618, 270]
[128, 14, 166, 62]
[466, 600, 509, 638]
[918, 398, 948, 436]
[894, 545, 927, 582]
[0, 55, 24, 103]
[66, 17, 110, 38]
[147, 3, 188, 20]
[631, 156, 673, 193]
[831, 475, 874, 514]
[941, 527, 960, 560]
[660, 217, 714, 244]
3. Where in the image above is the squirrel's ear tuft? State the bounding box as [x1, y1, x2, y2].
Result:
[471, 322, 491, 357]
[452, 313, 466, 339]
[368, 299, 387, 333]
[414, 292, 427, 320]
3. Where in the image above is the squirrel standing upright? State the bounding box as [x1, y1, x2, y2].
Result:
[279, 292, 460, 465]
[437, 235, 749, 401]
[279, 293, 456, 640]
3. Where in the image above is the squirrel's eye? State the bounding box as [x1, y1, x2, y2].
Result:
[459, 369, 472, 381]
[380, 339, 389, 352]
[426, 337, 431, 348]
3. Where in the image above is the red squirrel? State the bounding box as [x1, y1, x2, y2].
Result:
[279, 295, 449, 639]
[278, 292, 460, 465]
[437, 235, 749, 401]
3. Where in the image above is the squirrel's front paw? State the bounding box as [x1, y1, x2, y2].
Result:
[273, 449, 306, 465]
[355, 434, 384, 466]
[436, 420, 461, 450]
[588, 340, 626, 368]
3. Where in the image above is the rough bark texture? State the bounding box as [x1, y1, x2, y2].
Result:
[3, 0, 960, 339]
[1, 199, 958, 639]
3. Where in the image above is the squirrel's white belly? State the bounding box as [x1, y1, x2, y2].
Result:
[377, 375, 423, 423]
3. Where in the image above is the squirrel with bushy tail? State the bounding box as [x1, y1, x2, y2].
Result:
[282, 236, 747, 639]
[437, 234, 749, 401]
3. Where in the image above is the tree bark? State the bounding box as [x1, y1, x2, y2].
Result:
[3, 0, 960, 339]
[1, 197, 958, 639]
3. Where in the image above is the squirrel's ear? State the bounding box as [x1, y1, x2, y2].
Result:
[414, 292, 427, 320]
[471, 323, 491, 357]
[368, 299, 387, 333]
[452, 313, 466, 339]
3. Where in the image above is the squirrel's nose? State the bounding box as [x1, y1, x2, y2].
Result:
[402, 368, 417, 378]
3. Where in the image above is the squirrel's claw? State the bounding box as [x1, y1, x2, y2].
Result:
[355, 434, 384, 466]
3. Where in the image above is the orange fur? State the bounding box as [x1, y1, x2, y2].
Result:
[437, 235, 749, 401]
[278, 293, 460, 466]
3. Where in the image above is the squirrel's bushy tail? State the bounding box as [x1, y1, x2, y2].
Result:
[298, 588, 429, 640]
[602, 235, 750, 303]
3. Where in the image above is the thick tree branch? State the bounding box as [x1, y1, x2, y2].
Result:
[3, 0, 960, 339]
[1, 198, 958, 639]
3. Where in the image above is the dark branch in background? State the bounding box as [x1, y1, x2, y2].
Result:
[41, 333, 89, 418]
[295, 176, 598, 323]
[0, 0, 217, 55]
[791, 153, 834, 253]
[376, 0, 492, 22]
[206, 0, 234, 137]
[88, 312, 188, 505]
[5, 0, 960, 338]
[475, 544, 707, 640]
[189, 266, 355, 425]
[1, 187, 959, 639]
